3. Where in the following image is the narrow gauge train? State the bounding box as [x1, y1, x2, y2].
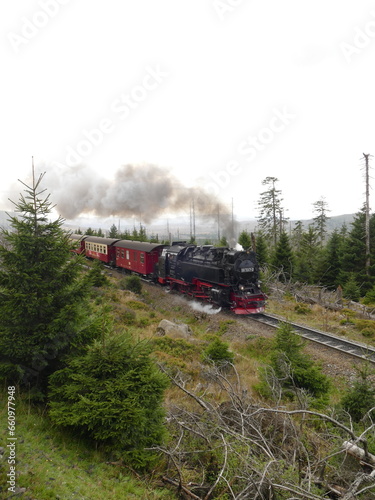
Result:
[70, 234, 267, 314]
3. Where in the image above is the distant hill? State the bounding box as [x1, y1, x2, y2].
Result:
[236, 214, 355, 234]
[299, 214, 355, 231]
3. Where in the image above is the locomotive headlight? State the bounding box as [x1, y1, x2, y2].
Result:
[239, 285, 245, 291]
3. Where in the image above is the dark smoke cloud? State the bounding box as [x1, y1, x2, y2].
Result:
[38, 162, 232, 224]
[3, 162, 238, 243]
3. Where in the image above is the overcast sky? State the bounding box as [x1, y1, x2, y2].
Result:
[2, 0, 375, 224]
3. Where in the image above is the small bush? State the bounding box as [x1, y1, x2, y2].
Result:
[341, 364, 375, 422]
[121, 308, 136, 325]
[151, 337, 198, 360]
[120, 275, 142, 294]
[355, 319, 375, 337]
[269, 322, 330, 399]
[138, 318, 150, 327]
[202, 338, 234, 366]
[294, 303, 311, 315]
[361, 328, 375, 339]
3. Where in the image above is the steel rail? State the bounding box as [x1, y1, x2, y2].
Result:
[249, 313, 375, 363]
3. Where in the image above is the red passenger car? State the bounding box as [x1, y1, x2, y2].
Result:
[84, 236, 120, 265]
[114, 240, 164, 277]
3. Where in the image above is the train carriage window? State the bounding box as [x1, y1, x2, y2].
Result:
[140, 253, 144, 264]
[121, 250, 124, 258]
[126, 250, 130, 260]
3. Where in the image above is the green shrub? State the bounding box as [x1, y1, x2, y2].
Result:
[48, 333, 169, 470]
[269, 322, 330, 399]
[341, 364, 375, 422]
[151, 337, 198, 360]
[363, 286, 375, 305]
[361, 328, 375, 339]
[138, 318, 150, 327]
[354, 319, 375, 338]
[120, 275, 142, 294]
[294, 303, 311, 315]
[343, 274, 361, 301]
[121, 308, 136, 325]
[202, 338, 234, 366]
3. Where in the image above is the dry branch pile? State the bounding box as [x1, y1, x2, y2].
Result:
[155, 363, 375, 499]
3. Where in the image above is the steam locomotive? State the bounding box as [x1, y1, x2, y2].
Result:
[70, 235, 267, 314]
[157, 243, 266, 314]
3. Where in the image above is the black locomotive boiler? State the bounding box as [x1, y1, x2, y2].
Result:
[157, 243, 267, 314]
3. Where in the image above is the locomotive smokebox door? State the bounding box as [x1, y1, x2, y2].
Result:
[234, 252, 257, 280]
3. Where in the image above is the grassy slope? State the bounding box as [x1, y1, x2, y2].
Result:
[0, 395, 175, 500]
[1, 274, 371, 499]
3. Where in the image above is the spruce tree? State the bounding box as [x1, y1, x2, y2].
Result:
[294, 225, 321, 284]
[254, 231, 269, 267]
[139, 224, 147, 242]
[312, 197, 330, 247]
[108, 223, 119, 238]
[271, 231, 294, 282]
[48, 332, 169, 469]
[257, 177, 287, 247]
[340, 209, 375, 294]
[318, 229, 345, 289]
[219, 235, 228, 247]
[291, 220, 304, 252]
[0, 171, 97, 393]
[238, 230, 252, 250]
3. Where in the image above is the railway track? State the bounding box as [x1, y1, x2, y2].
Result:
[250, 313, 375, 363]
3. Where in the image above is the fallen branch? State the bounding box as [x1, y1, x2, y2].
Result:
[162, 476, 203, 500]
[342, 441, 375, 467]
